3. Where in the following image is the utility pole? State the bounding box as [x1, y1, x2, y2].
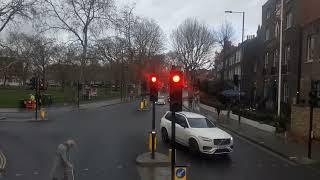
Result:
[171, 112, 176, 180]
[35, 76, 39, 121]
[225, 10, 245, 125]
[277, 0, 284, 117]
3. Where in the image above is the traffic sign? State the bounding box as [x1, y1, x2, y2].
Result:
[175, 166, 187, 180]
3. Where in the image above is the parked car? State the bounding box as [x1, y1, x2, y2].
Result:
[160, 111, 233, 155]
[156, 96, 166, 105]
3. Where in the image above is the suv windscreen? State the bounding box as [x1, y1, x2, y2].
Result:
[187, 118, 215, 128]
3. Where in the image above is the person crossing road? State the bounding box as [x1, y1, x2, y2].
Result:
[51, 139, 76, 180]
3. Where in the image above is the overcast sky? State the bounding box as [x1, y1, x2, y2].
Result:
[119, 0, 267, 45]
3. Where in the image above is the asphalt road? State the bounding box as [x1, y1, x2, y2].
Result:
[0, 101, 319, 180]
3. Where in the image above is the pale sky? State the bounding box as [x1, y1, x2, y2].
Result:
[1, 0, 268, 50]
[119, 0, 268, 45]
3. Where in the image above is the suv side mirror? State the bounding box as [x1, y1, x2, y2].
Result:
[182, 123, 188, 128]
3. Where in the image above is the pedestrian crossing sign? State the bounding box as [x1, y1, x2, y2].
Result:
[175, 166, 187, 180]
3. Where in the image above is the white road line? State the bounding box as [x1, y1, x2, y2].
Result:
[203, 113, 297, 166]
[224, 128, 297, 166]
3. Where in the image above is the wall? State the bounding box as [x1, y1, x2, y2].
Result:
[299, 18, 320, 104]
[291, 105, 320, 139]
[301, 0, 320, 26]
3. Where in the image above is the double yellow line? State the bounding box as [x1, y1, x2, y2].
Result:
[0, 150, 6, 173]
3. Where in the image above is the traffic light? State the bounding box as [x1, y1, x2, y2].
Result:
[233, 74, 239, 87]
[30, 77, 36, 90]
[149, 74, 158, 101]
[170, 70, 183, 112]
[39, 79, 46, 90]
[309, 91, 317, 107]
[309, 80, 320, 107]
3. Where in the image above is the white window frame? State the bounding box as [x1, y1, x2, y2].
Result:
[284, 45, 290, 65]
[254, 63, 257, 73]
[286, 11, 293, 29]
[265, 52, 269, 68]
[273, 49, 278, 67]
[266, 27, 271, 41]
[266, 8, 271, 19]
[275, 22, 280, 38]
[283, 82, 289, 103]
[306, 34, 316, 62]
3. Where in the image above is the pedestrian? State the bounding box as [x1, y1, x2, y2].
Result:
[217, 107, 221, 120]
[51, 139, 76, 180]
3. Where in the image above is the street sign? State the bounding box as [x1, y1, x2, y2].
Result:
[175, 166, 187, 180]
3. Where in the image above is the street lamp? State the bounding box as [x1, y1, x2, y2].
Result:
[225, 10, 245, 43]
[225, 10, 245, 124]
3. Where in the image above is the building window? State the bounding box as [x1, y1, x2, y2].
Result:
[273, 49, 278, 67]
[275, 22, 280, 38]
[236, 50, 241, 63]
[276, 0, 281, 16]
[266, 27, 271, 41]
[283, 82, 289, 103]
[286, 11, 293, 29]
[306, 34, 316, 62]
[266, 8, 271, 19]
[317, 83, 320, 98]
[284, 45, 290, 65]
[264, 52, 269, 68]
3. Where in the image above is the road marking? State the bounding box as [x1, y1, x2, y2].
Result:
[225, 131, 297, 166]
[203, 113, 297, 166]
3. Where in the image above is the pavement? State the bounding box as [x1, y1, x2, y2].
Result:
[0, 100, 320, 179]
[0, 98, 122, 122]
[184, 100, 320, 172]
[0, 149, 6, 177]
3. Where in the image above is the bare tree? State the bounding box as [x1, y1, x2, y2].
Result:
[171, 18, 216, 78]
[114, 5, 137, 63]
[38, 0, 115, 81]
[29, 36, 55, 79]
[132, 18, 165, 61]
[216, 21, 235, 48]
[94, 36, 127, 64]
[1, 32, 35, 85]
[0, 0, 36, 32]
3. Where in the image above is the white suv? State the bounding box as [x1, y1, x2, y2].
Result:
[160, 111, 233, 155]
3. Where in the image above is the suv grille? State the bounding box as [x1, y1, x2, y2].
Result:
[214, 148, 231, 154]
[214, 139, 231, 146]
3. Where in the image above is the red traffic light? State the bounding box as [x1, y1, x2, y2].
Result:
[151, 76, 157, 83]
[172, 75, 180, 83]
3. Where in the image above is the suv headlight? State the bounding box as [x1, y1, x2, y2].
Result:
[199, 136, 212, 142]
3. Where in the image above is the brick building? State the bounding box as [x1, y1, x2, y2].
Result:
[215, 36, 261, 105]
[258, 0, 320, 111]
[259, 0, 302, 111]
[299, 19, 320, 104]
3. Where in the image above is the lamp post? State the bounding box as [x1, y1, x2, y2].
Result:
[225, 11, 245, 43]
[277, 0, 284, 117]
[225, 10, 245, 123]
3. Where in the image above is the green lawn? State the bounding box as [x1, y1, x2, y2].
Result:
[0, 87, 120, 108]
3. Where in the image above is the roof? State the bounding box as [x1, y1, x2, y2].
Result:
[177, 111, 205, 118]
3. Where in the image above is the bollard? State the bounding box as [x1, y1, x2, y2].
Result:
[149, 131, 157, 159]
[168, 148, 172, 161]
[140, 101, 144, 110]
[40, 108, 46, 120]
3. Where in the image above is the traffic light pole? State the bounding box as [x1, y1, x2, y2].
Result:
[171, 112, 176, 180]
[308, 104, 313, 159]
[77, 80, 80, 108]
[151, 100, 156, 159]
[35, 77, 39, 121]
